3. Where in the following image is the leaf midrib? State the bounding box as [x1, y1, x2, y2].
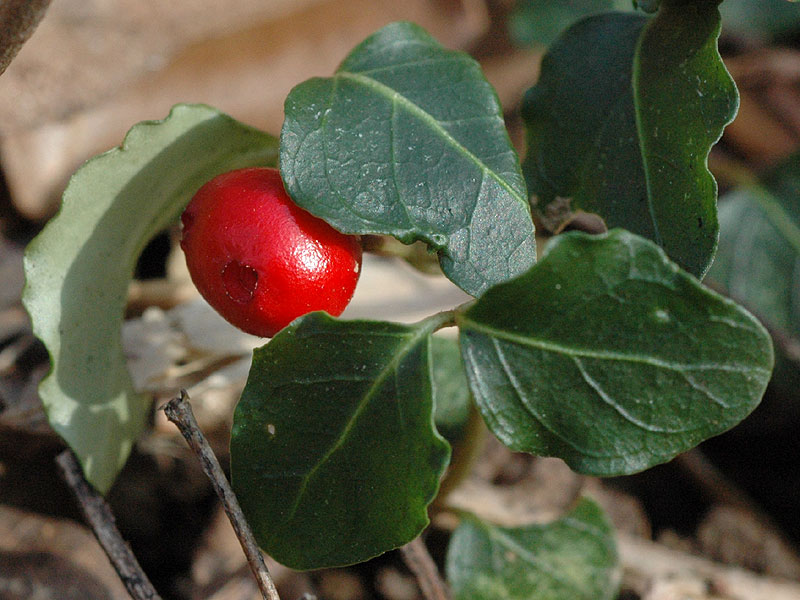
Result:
[273, 324, 432, 537]
[460, 318, 770, 376]
[631, 15, 664, 247]
[473, 520, 597, 596]
[336, 71, 526, 207]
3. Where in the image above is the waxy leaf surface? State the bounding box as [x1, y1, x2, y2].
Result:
[446, 498, 619, 600]
[281, 21, 536, 297]
[522, 3, 737, 277]
[458, 230, 773, 476]
[707, 153, 800, 340]
[230, 313, 450, 570]
[23, 104, 278, 492]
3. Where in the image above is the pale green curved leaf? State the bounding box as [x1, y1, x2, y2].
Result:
[458, 230, 773, 476]
[230, 312, 450, 570]
[446, 498, 619, 600]
[23, 104, 278, 492]
[281, 21, 536, 297]
[522, 3, 737, 277]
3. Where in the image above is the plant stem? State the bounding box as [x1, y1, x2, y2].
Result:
[400, 536, 451, 600]
[360, 235, 443, 275]
[417, 308, 459, 333]
[433, 401, 487, 508]
[56, 449, 162, 600]
[162, 390, 281, 600]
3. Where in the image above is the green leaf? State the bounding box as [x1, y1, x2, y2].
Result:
[281, 21, 536, 297]
[720, 0, 800, 41]
[446, 497, 619, 600]
[509, 0, 634, 47]
[432, 336, 473, 443]
[22, 104, 278, 493]
[522, 3, 737, 278]
[230, 312, 451, 570]
[707, 155, 800, 340]
[458, 229, 773, 476]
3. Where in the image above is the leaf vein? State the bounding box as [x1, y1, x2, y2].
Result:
[486, 527, 592, 594]
[491, 338, 604, 458]
[351, 55, 464, 77]
[572, 356, 681, 433]
[466, 319, 769, 377]
[390, 92, 417, 231]
[632, 18, 664, 247]
[273, 327, 430, 537]
[337, 71, 525, 206]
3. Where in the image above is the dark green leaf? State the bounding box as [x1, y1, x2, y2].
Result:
[509, 0, 634, 47]
[522, 3, 737, 277]
[281, 21, 536, 297]
[458, 229, 773, 476]
[446, 497, 619, 600]
[707, 155, 800, 340]
[432, 336, 472, 443]
[22, 104, 278, 493]
[230, 312, 451, 570]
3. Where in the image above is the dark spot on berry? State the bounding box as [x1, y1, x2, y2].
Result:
[222, 260, 258, 303]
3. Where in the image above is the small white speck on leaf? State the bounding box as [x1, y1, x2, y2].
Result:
[654, 309, 670, 323]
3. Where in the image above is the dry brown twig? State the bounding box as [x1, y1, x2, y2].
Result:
[56, 449, 162, 600]
[400, 536, 452, 600]
[162, 390, 281, 600]
[164, 389, 453, 600]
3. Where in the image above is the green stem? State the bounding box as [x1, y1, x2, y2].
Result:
[361, 235, 443, 275]
[416, 308, 459, 333]
[433, 400, 486, 509]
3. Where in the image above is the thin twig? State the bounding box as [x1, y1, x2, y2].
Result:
[56, 449, 162, 600]
[162, 390, 281, 600]
[400, 536, 451, 600]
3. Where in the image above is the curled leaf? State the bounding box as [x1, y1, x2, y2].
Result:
[23, 104, 278, 492]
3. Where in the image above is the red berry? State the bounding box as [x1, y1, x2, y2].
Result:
[180, 167, 362, 337]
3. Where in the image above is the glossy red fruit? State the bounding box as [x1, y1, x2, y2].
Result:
[180, 167, 362, 337]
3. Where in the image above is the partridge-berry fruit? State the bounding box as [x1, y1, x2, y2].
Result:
[180, 167, 362, 337]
